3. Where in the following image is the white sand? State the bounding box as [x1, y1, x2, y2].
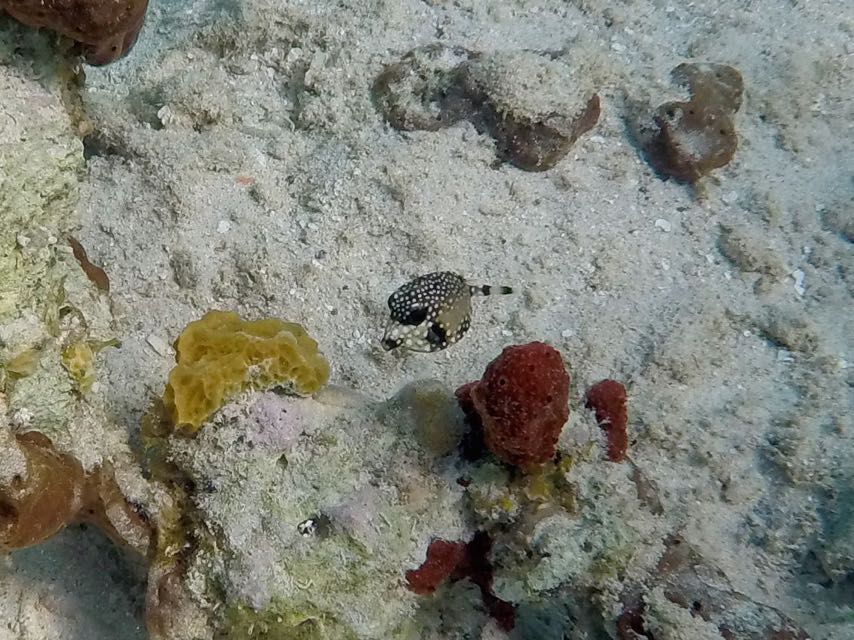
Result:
[2, 0, 852, 638]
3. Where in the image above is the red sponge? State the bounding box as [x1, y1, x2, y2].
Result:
[584, 379, 629, 462]
[405, 539, 466, 595]
[458, 342, 570, 469]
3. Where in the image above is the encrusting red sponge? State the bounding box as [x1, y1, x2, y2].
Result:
[584, 379, 629, 462]
[405, 539, 466, 595]
[405, 533, 516, 631]
[456, 342, 570, 469]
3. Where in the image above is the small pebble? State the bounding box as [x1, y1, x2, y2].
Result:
[217, 220, 232, 234]
[147, 335, 171, 357]
[654, 218, 672, 232]
[722, 190, 739, 204]
[777, 349, 794, 363]
[791, 269, 806, 296]
[561, 329, 574, 338]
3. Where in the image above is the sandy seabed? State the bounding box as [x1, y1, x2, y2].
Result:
[1, 0, 852, 638]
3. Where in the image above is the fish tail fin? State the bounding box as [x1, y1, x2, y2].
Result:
[470, 284, 513, 296]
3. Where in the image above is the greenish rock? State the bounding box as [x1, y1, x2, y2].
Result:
[159, 386, 472, 639]
[0, 25, 127, 471]
[491, 459, 667, 605]
[0, 27, 84, 324]
[220, 600, 359, 640]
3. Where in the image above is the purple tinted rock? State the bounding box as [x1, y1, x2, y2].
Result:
[245, 393, 312, 451]
[325, 486, 383, 543]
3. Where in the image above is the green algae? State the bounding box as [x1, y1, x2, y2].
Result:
[220, 601, 358, 640]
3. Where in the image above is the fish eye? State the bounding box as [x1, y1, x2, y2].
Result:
[398, 306, 428, 325]
[425, 323, 447, 346]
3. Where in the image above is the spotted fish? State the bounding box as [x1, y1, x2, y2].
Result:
[381, 271, 513, 352]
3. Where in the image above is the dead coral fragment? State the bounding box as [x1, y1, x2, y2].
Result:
[0, 0, 149, 65]
[457, 342, 570, 469]
[0, 431, 150, 554]
[640, 63, 743, 183]
[163, 310, 330, 434]
[373, 45, 600, 171]
[584, 379, 629, 463]
[68, 236, 110, 292]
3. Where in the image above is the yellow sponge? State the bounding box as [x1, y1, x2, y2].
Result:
[163, 311, 330, 433]
[61, 342, 95, 393]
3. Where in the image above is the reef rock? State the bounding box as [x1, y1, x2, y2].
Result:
[144, 366, 472, 638]
[1, 33, 160, 562]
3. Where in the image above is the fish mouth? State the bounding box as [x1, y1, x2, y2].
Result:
[381, 337, 400, 351]
[382, 320, 402, 351]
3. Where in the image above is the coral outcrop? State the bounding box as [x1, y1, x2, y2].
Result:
[0, 0, 149, 64]
[1, 29, 160, 603]
[143, 376, 471, 639]
[162, 310, 331, 433]
[373, 45, 601, 171]
[634, 62, 744, 183]
[1, 29, 128, 469]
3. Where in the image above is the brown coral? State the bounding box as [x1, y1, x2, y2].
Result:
[640, 63, 743, 183]
[373, 45, 600, 171]
[0, 431, 150, 555]
[0, 0, 149, 65]
[478, 93, 601, 172]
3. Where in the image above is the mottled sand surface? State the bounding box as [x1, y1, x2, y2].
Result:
[2, 0, 852, 638]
